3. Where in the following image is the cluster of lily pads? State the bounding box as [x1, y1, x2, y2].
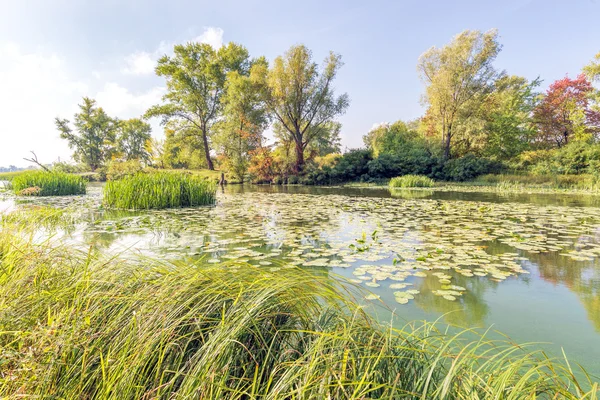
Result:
[7, 188, 600, 308]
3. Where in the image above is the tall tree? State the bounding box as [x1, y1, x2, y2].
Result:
[417, 29, 501, 159]
[214, 60, 269, 182]
[116, 118, 152, 162]
[55, 97, 116, 171]
[261, 45, 349, 172]
[533, 74, 600, 147]
[145, 42, 250, 170]
[584, 52, 600, 82]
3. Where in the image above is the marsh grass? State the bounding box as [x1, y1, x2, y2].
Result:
[103, 171, 217, 209]
[390, 174, 436, 188]
[0, 214, 597, 399]
[477, 174, 600, 192]
[11, 170, 86, 196]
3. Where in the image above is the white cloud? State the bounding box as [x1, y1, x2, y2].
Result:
[193, 26, 224, 48]
[95, 82, 165, 118]
[0, 41, 88, 167]
[120, 27, 225, 76]
[370, 122, 389, 131]
[122, 51, 155, 75]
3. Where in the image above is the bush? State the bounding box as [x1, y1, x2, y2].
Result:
[287, 175, 299, 185]
[103, 172, 216, 209]
[12, 170, 86, 196]
[441, 154, 503, 181]
[330, 149, 372, 182]
[389, 174, 435, 188]
[106, 159, 145, 181]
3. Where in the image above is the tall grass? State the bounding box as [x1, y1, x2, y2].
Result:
[390, 174, 436, 188]
[11, 170, 86, 196]
[0, 214, 597, 398]
[103, 171, 217, 209]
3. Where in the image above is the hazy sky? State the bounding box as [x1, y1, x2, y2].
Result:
[1, 0, 599, 167]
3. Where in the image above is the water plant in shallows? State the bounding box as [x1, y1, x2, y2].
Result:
[103, 171, 217, 209]
[11, 170, 86, 196]
[389, 174, 435, 188]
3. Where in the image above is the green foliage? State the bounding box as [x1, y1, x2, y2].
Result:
[146, 42, 251, 170]
[103, 171, 216, 209]
[390, 174, 435, 188]
[418, 29, 501, 159]
[105, 159, 145, 181]
[0, 221, 597, 398]
[116, 118, 152, 162]
[330, 149, 372, 182]
[11, 170, 86, 196]
[262, 44, 349, 172]
[56, 97, 116, 171]
[441, 154, 502, 181]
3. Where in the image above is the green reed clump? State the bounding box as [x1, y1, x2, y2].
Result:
[0, 215, 597, 399]
[11, 170, 86, 196]
[390, 174, 435, 188]
[103, 171, 216, 209]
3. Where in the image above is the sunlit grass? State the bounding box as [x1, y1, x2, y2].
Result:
[11, 170, 86, 196]
[103, 171, 217, 209]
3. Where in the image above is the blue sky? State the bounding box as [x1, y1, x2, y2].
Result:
[1, 0, 599, 167]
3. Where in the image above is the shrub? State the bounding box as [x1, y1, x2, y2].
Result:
[330, 149, 372, 182]
[389, 174, 435, 188]
[12, 170, 86, 196]
[103, 172, 216, 209]
[106, 159, 145, 181]
[287, 175, 299, 184]
[442, 154, 503, 181]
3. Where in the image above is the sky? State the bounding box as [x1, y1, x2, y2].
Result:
[1, 0, 599, 168]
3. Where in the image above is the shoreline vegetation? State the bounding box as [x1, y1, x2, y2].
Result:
[0, 210, 598, 398]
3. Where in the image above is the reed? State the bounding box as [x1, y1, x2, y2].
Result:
[0, 213, 597, 399]
[390, 174, 436, 188]
[11, 170, 86, 196]
[103, 171, 217, 209]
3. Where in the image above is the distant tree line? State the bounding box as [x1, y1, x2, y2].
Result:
[54, 31, 600, 183]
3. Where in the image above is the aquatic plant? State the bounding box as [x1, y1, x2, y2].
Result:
[103, 171, 217, 209]
[11, 170, 86, 196]
[0, 219, 597, 399]
[390, 174, 435, 188]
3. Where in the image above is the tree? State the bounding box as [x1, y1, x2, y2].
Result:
[479, 75, 540, 158]
[161, 120, 207, 169]
[533, 74, 600, 147]
[116, 118, 152, 163]
[214, 60, 269, 182]
[56, 97, 116, 171]
[417, 29, 501, 160]
[584, 52, 600, 82]
[261, 45, 349, 172]
[145, 42, 251, 170]
[363, 121, 425, 157]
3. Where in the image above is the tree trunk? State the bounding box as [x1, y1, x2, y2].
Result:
[294, 139, 305, 173]
[443, 126, 452, 160]
[201, 128, 214, 170]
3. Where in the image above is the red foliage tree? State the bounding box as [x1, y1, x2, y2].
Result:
[533, 74, 600, 147]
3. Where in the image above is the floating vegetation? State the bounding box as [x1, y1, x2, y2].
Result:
[390, 174, 435, 188]
[11, 170, 86, 196]
[103, 171, 216, 209]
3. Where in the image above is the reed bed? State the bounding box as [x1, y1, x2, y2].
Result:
[103, 171, 216, 209]
[390, 174, 436, 188]
[11, 170, 86, 196]
[0, 213, 597, 399]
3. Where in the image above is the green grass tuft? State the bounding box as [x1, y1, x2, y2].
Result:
[103, 171, 217, 209]
[11, 170, 86, 196]
[390, 174, 435, 188]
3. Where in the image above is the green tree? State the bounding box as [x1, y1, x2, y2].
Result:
[214, 60, 269, 182]
[417, 29, 501, 159]
[584, 51, 600, 82]
[261, 45, 349, 172]
[55, 97, 116, 171]
[116, 118, 152, 162]
[161, 121, 207, 169]
[145, 42, 251, 170]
